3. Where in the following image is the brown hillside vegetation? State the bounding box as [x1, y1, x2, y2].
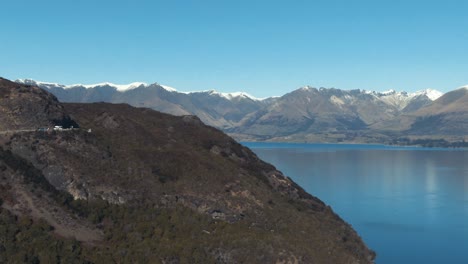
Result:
[0, 77, 375, 263]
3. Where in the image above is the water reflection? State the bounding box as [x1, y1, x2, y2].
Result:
[244, 143, 468, 264]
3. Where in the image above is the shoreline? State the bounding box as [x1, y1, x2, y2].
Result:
[240, 141, 468, 151]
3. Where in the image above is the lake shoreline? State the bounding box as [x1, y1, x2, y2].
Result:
[240, 140, 468, 150]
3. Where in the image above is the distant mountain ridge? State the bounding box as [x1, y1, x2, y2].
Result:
[16, 79, 268, 129]
[16, 78, 442, 104]
[16, 79, 263, 100]
[229, 86, 443, 140]
[16, 78, 467, 145]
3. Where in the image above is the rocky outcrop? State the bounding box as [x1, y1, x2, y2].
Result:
[0, 78, 78, 130]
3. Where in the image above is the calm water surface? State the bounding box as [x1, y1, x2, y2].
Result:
[243, 142, 468, 264]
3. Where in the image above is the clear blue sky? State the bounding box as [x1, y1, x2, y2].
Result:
[2, 0, 467, 97]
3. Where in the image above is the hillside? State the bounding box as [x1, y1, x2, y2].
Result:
[229, 87, 441, 143]
[0, 78, 77, 131]
[0, 78, 375, 263]
[407, 87, 468, 136]
[371, 87, 468, 138]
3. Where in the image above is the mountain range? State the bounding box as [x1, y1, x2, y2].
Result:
[16, 79, 267, 130]
[0, 77, 375, 262]
[16, 79, 468, 146]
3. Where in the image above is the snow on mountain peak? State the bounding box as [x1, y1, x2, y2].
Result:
[219, 91, 259, 101]
[69, 82, 148, 91]
[410, 89, 443, 101]
[16, 79, 149, 92]
[190, 89, 260, 101]
[15, 78, 267, 101]
[381, 89, 397, 95]
[16, 79, 65, 88]
[160, 85, 177, 92]
[299, 86, 316, 91]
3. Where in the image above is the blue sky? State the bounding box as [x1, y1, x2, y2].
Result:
[1, 0, 467, 97]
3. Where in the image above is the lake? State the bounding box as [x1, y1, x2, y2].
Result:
[243, 142, 468, 264]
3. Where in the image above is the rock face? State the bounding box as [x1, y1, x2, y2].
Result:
[0, 78, 78, 130]
[0, 78, 375, 263]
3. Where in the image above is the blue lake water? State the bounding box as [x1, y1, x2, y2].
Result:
[243, 142, 468, 264]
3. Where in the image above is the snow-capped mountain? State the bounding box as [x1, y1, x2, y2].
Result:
[18, 78, 467, 142]
[230, 86, 448, 140]
[411, 89, 443, 101]
[397, 86, 468, 136]
[16, 79, 270, 129]
[207, 90, 260, 101]
[15, 79, 262, 101]
[361, 88, 442, 110]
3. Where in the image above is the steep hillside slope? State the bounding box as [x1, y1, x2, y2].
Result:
[0, 78, 375, 263]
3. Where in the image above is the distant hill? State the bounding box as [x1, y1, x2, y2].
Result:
[0, 77, 375, 263]
[230, 86, 444, 142]
[406, 87, 468, 136]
